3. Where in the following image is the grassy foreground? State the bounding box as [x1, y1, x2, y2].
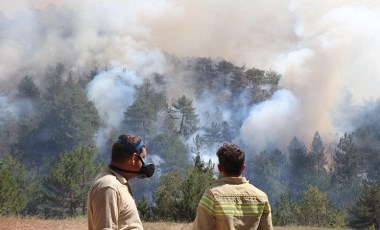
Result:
[0, 216, 351, 230]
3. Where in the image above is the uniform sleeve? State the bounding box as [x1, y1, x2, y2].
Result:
[192, 191, 215, 230]
[258, 200, 273, 230]
[90, 187, 120, 230]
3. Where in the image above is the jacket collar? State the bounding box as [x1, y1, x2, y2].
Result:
[106, 167, 128, 184]
[212, 176, 248, 185]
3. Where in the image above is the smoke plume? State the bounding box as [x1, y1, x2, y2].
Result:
[1, 0, 380, 153]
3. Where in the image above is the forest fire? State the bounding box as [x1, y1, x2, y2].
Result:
[0, 0, 379, 228]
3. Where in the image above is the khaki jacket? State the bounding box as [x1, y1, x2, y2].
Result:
[87, 168, 144, 230]
[192, 177, 273, 230]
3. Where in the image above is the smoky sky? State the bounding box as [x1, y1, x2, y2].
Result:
[1, 0, 380, 153]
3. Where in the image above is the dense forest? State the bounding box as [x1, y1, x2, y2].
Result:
[1, 57, 380, 229]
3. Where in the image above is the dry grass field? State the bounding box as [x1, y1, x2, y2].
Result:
[0, 216, 351, 230]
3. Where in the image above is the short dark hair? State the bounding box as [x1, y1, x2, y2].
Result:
[111, 134, 144, 163]
[216, 143, 245, 176]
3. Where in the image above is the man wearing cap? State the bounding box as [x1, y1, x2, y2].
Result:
[192, 143, 273, 230]
[87, 134, 155, 230]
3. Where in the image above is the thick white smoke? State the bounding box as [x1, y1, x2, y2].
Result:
[1, 0, 380, 153]
[87, 67, 141, 129]
[240, 89, 299, 151]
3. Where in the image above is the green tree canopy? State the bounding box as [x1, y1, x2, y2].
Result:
[348, 183, 380, 229]
[0, 154, 27, 215]
[273, 193, 298, 226]
[216, 60, 235, 78]
[153, 168, 183, 220]
[333, 132, 359, 185]
[230, 65, 247, 95]
[354, 124, 380, 183]
[247, 148, 287, 203]
[43, 147, 101, 217]
[17, 75, 41, 99]
[245, 67, 265, 87]
[0, 111, 18, 156]
[178, 154, 214, 221]
[309, 131, 327, 172]
[153, 154, 214, 221]
[297, 186, 344, 227]
[170, 95, 198, 137]
[202, 108, 229, 144]
[136, 195, 154, 221]
[43, 74, 100, 155]
[274, 188, 344, 228]
[287, 136, 313, 197]
[303, 132, 331, 194]
[124, 79, 168, 139]
[152, 131, 189, 172]
[264, 69, 281, 92]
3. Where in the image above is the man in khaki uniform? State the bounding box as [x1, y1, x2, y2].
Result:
[87, 134, 155, 230]
[192, 143, 273, 230]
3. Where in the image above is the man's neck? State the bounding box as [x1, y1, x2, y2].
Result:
[109, 163, 136, 180]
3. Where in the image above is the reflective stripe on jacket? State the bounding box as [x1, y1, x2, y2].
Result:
[192, 177, 273, 230]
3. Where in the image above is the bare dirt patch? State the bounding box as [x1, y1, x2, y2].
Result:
[0, 217, 193, 230]
[0, 217, 349, 230]
[0, 216, 88, 230]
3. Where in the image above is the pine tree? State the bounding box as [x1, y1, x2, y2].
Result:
[287, 137, 313, 197]
[202, 108, 225, 144]
[331, 132, 361, 206]
[153, 155, 214, 221]
[178, 154, 214, 221]
[216, 60, 235, 83]
[153, 168, 183, 220]
[354, 125, 380, 183]
[298, 132, 331, 194]
[17, 75, 41, 99]
[245, 67, 265, 103]
[152, 131, 189, 172]
[333, 132, 359, 185]
[273, 193, 298, 226]
[297, 187, 344, 227]
[43, 73, 100, 156]
[247, 148, 287, 203]
[124, 79, 167, 139]
[310, 131, 327, 172]
[0, 111, 18, 156]
[137, 195, 154, 221]
[348, 183, 380, 229]
[43, 147, 101, 217]
[0, 154, 27, 215]
[169, 95, 198, 137]
[264, 69, 281, 93]
[15, 106, 46, 166]
[230, 65, 247, 95]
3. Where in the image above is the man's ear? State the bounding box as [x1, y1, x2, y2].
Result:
[241, 164, 246, 174]
[218, 164, 225, 176]
[128, 153, 138, 165]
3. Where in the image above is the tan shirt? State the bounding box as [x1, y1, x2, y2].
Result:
[87, 168, 143, 230]
[192, 177, 273, 230]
